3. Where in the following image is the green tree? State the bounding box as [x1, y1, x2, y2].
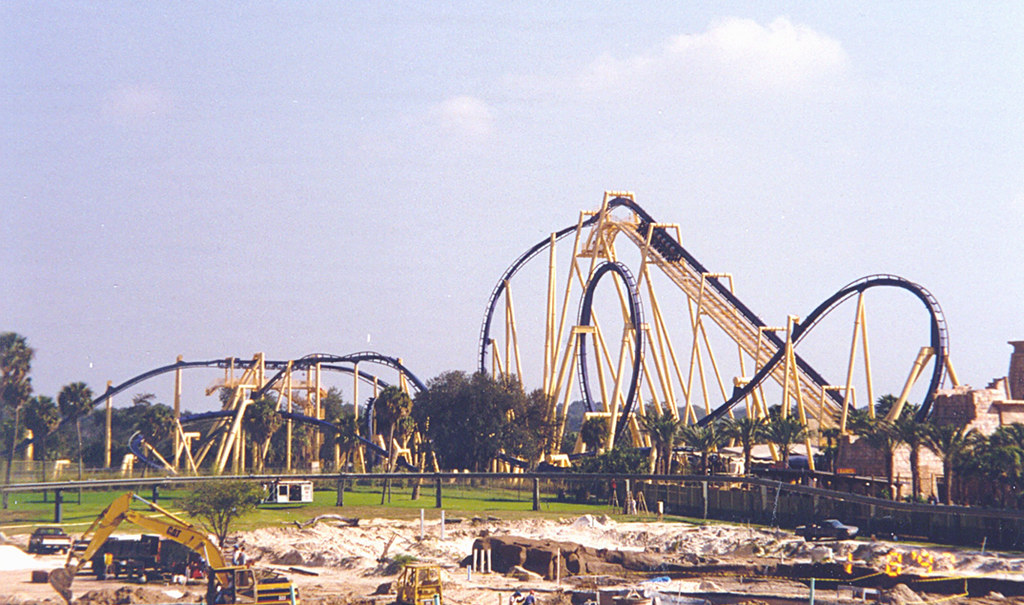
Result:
[134, 402, 174, 444]
[892, 405, 927, 501]
[679, 423, 722, 474]
[414, 371, 535, 472]
[22, 396, 60, 467]
[373, 385, 413, 503]
[373, 386, 413, 458]
[580, 416, 607, 453]
[506, 388, 554, 465]
[57, 381, 93, 484]
[820, 427, 841, 473]
[763, 413, 807, 469]
[722, 415, 768, 476]
[875, 394, 900, 420]
[573, 442, 648, 474]
[569, 442, 648, 503]
[1, 332, 34, 508]
[333, 411, 360, 471]
[319, 386, 349, 424]
[968, 433, 1024, 508]
[923, 422, 976, 505]
[244, 396, 282, 472]
[181, 480, 264, 548]
[637, 408, 684, 474]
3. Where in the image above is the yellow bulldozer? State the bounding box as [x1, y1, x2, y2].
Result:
[394, 563, 442, 605]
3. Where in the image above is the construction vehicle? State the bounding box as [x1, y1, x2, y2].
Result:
[394, 563, 442, 605]
[48, 492, 298, 605]
[27, 526, 74, 554]
[90, 533, 202, 581]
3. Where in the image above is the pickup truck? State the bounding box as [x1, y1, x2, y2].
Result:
[795, 519, 859, 541]
[28, 526, 74, 554]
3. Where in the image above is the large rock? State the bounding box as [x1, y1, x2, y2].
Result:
[469, 535, 680, 580]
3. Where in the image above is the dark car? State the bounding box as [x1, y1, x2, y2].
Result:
[28, 526, 73, 554]
[795, 519, 859, 541]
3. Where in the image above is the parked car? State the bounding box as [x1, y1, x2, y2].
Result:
[28, 526, 73, 554]
[795, 519, 859, 541]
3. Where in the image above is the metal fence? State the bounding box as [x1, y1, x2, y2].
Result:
[5, 472, 1024, 548]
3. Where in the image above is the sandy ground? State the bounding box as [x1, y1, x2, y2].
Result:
[4, 515, 1024, 605]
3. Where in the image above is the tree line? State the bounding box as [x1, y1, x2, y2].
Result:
[3, 331, 1020, 511]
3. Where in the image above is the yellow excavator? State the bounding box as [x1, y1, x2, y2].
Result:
[49, 492, 298, 605]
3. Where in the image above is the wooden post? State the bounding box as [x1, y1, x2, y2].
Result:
[336, 478, 345, 507]
[532, 477, 541, 511]
[435, 474, 442, 508]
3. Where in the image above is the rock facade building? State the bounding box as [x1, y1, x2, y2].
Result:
[836, 341, 1024, 500]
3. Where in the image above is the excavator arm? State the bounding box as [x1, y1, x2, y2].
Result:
[50, 492, 228, 603]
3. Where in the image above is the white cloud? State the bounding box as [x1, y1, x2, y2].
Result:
[432, 95, 494, 138]
[577, 17, 847, 95]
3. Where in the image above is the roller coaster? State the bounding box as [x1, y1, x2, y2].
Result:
[480, 192, 958, 466]
[19, 191, 959, 475]
[32, 351, 426, 475]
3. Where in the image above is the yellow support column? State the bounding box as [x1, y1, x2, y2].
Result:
[104, 381, 112, 469]
[173, 355, 183, 471]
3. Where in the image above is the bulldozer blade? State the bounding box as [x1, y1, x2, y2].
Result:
[48, 567, 74, 604]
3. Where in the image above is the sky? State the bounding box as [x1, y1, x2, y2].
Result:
[2, 3, 1023, 413]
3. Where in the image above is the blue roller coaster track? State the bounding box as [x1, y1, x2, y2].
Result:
[480, 197, 949, 431]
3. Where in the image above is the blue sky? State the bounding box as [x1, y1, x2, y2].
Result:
[2, 3, 1022, 411]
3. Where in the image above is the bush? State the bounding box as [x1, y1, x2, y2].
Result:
[383, 553, 418, 575]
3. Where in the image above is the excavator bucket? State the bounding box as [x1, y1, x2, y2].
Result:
[48, 567, 74, 604]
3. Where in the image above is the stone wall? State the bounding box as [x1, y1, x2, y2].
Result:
[836, 435, 943, 500]
[930, 384, 1006, 435]
[1009, 341, 1024, 400]
[836, 343, 1024, 501]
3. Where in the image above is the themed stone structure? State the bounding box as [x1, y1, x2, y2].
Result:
[837, 341, 1024, 500]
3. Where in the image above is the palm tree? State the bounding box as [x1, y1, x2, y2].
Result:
[969, 436, 1024, 507]
[334, 411, 360, 471]
[1, 332, 34, 509]
[57, 381, 93, 485]
[722, 415, 768, 475]
[820, 427, 841, 473]
[968, 424, 1024, 507]
[857, 420, 903, 499]
[679, 424, 723, 475]
[372, 386, 413, 503]
[763, 414, 807, 470]
[580, 416, 607, 453]
[637, 408, 685, 474]
[243, 396, 283, 472]
[923, 422, 976, 505]
[21, 396, 60, 476]
[892, 407, 927, 501]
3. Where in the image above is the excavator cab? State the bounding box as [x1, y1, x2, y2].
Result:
[208, 566, 298, 605]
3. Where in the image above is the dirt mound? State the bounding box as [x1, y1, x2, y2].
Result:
[0, 545, 38, 572]
[61, 586, 198, 605]
[883, 583, 924, 605]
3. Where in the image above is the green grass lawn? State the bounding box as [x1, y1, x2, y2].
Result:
[0, 481, 704, 536]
